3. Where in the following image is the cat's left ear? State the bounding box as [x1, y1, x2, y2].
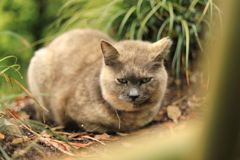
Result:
[152, 37, 172, 61]
[100, 40, 120, 66]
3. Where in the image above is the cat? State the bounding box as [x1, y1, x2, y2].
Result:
[27, 29, 172, 133]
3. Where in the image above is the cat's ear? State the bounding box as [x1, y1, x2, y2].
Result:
[152, 37, 172, 62]
[100, 40, 120, 66]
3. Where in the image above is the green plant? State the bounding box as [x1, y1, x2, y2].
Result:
[52, 0, 222, 84]
[0, 1, 67, 96]
[0, 56, 75, 159]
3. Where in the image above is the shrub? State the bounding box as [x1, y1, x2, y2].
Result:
[53, 0, 222, 84]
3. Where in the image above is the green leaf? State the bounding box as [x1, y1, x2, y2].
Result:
[0, 31, 31, 48]
[172, 34, 183, 80]
[137, 1, 163, 39]
[167, 2, 174, 36]
[196, 1, 210, 27]
[104, 10, 126, 32]
[0, 146, 10, 160]
[192, 24, 203, 52]
[184, 0, 199, 18]
[130, 19, 138, 40]
[157, 18, 170, 40]
[181, 19, 190, 73]
[117, 6, 136, 36]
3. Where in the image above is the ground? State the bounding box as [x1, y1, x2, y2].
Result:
[0, 73, 207, 160]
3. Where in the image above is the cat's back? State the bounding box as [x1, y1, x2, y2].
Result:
[28, 29, 114, 93]
[48, 29, 115, 62]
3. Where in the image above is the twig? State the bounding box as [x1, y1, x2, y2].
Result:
[83, 136, 106, 145]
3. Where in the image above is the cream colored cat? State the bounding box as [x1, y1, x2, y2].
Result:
[28, 29, 172, 133]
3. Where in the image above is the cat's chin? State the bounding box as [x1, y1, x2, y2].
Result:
[122, 99, 149, 108]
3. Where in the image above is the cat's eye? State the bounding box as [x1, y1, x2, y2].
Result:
[117, 78, 128, 84]
[141, 77, 152, 84]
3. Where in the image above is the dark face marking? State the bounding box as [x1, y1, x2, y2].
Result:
[117, 73, 153, 104]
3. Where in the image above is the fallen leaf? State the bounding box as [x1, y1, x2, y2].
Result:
[0, 133, 5, 139]
[83, 136, 106, 145]
[69, 132, 94, 138]
[41, 132, 53, 138]
[51, 126, 65, 131]
[116, 132, 130, 136]
[68, 141, 93, 149]
[7, 109, 21, 119]
[94, 133, 111, 140]
[15, 96, 29, 108]
[163, 122, 176, 127]
[167, 105, 181, 124]
[43, 138, 76, 155]
[153, 114, 165, 121]
[186, 108, 198, 118]
[13, 148, 27, 157]
[37, 136, 92, 156]
[0, 119, 22, 136]
[18, 111, 30, 120]
[12, 136, 31, 144]
[187, 95, 205, 107]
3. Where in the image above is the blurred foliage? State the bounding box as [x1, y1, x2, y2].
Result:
[0, 0, 222, 96]
[52, 0, 222, 83]
[0, 0, 65, 95]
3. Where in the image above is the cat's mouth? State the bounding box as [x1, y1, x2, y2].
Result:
[119, 95, 149, 105]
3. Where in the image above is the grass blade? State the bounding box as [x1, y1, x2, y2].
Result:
[137, 1, 163, 39]
[156, 18, 169, 40]
[130, 19, 138, 40]
[0, 56, 17, 63]
[0, 31, 31, 48]
[104, 10, 126, 32]
[196, 1, 210, 27]
[184, 0, 199, 18]
[167, 1, 174, 36]
[213, 3, 223, 31]
[0, 146, 10, 160]
[136, 0, 144, 19]
[181, 19, 190, 86]
[192, 24, 203, 52]
[117, 6, 136, 36]
[172, 34, 183, 80]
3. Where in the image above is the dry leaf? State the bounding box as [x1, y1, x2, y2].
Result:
[116, 132, 129, 136]
[0, 133, 5, 139]
[187, 95, 205, 107]
[83, 136, 106, 145]
[38, 137, 76, 156]
[37, 136, 92, 156]
[68, 141, 93, 150]
[69, 132, 94, 138]
[163, 122, 176, 127]
[12, 136, 31, 144]
[1, 119, 22, 136]
[94, 133, 111, 140]
[167, 105, 181, 124]
[51, 126, 65, 131]
[41, 132, 53, 138]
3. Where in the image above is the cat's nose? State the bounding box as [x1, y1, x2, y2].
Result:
[129, 95, 139, 101]
[129, 88, 139, 101]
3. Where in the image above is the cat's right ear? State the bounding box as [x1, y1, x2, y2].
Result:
[100, 40, 120, 66]
[152, 37, 172, 61]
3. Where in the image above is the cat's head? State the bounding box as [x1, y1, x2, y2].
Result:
[100, 38, 172, 112]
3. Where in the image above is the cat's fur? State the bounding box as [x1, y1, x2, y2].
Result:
[28, 29, 172, 133]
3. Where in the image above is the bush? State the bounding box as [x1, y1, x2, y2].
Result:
[0, 0, 65, 95]
[53, 0, 222, 83]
